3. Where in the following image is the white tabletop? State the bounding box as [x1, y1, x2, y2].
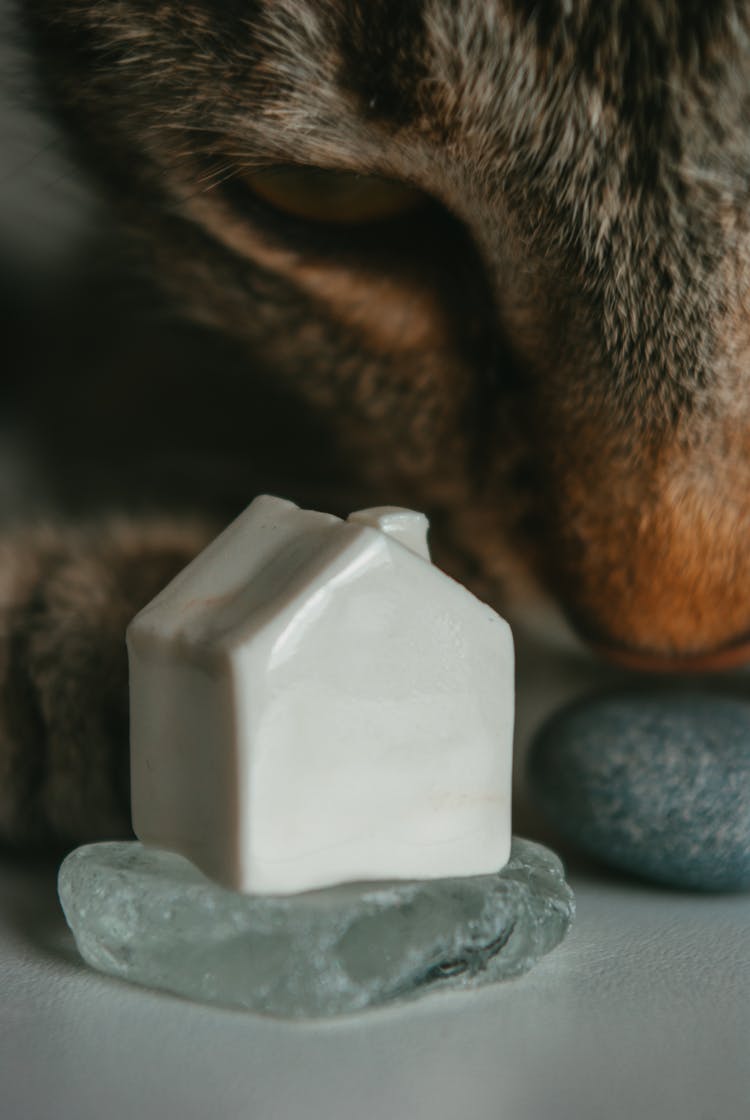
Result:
[3, 629, 749, 1120]
[2, 849, 748, 1120]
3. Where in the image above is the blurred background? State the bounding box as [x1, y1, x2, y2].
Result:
[1, 0, 101, 518]
[5, 0, 747, 821]
[0, 0, 348, 528]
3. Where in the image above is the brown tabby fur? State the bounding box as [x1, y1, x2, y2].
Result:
[5, 0, 750, 845]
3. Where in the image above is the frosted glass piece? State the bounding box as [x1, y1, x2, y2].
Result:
[58, 838, 574, 1019]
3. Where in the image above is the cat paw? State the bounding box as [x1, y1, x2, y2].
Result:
[0, 517, 214, 847]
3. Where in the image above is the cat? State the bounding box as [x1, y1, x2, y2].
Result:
[5, 0, 750, 848]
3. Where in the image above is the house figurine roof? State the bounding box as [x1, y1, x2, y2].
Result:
[128, 495, 514, 895]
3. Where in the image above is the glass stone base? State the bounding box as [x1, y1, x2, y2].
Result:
[58, 837, 574, 1019]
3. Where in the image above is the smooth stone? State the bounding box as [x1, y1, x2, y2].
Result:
[528, 691, 750, 891]
[58, 837, 574, 1019]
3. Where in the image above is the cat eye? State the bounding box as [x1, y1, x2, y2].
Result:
[241, 166, 424, 225]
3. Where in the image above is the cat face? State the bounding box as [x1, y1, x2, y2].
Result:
[28, 0, 750, 668]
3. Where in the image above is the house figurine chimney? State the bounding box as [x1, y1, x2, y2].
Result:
[347, 507, 430, 560]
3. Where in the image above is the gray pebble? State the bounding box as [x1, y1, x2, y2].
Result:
[528, 691, 750, 891]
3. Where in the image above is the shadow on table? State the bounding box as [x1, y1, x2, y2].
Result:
[0, 849, 81, 967]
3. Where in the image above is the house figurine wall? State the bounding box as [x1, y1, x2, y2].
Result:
[127, 496, 515, 896]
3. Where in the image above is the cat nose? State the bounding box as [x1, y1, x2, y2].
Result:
[591, 637, 750, 673]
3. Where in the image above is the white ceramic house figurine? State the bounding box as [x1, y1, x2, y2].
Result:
[127, 495, 515, 895]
